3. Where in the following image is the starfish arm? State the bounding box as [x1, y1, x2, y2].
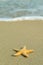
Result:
[26, 50, 30, 53]
[23, 53, 29, 57]
[14, 51, 22, 56]
[26, 49, 34, 53]
[23, 46, 26, 49]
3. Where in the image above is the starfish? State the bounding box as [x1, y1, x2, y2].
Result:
[13, 46, 34, 57]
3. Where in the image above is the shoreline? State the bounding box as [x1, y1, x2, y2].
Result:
[0, 16, 43, 22]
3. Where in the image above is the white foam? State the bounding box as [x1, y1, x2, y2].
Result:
[0, 16, 43, 22]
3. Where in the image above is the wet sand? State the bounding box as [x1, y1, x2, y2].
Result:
[0, 20, 43, 65]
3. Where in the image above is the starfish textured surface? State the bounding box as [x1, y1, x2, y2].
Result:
[13, 46, 34, 57]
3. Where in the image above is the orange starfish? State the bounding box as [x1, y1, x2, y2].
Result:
[13, 46, 34, 57]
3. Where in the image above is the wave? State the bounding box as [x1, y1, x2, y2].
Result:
[0, 16, 43, 22]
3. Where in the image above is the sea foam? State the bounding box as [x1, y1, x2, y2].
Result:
[0, 16, 43, 22]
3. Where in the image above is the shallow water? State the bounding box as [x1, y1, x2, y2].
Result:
[0, 0, 43, 18]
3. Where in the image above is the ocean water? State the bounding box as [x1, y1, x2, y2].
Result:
[0, 0, 43, 20]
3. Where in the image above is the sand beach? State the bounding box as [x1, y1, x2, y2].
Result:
[0, 20, 43, 65]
